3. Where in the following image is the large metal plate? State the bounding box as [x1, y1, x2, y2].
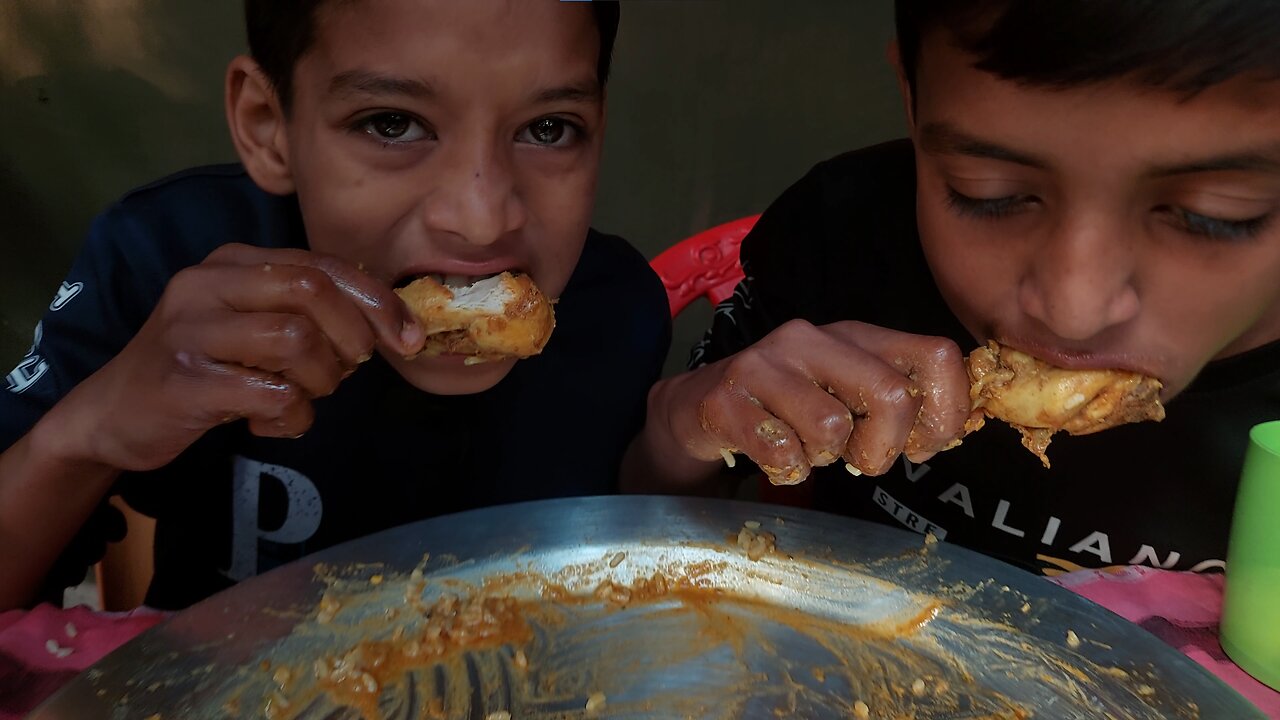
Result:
[30, 496, 1262, 719]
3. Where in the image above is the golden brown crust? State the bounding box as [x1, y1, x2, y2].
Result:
[394, 272, 556, 362]
[965, 341, 1165, 468]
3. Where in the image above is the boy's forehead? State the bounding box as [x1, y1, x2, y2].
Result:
[915, 25, 1280, 112]
[305, 0, 600, 92]
[914, 35, 1280, 168]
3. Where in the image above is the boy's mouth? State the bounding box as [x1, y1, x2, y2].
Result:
[393, 272, 504, 291]
[996, 335, 1161, 380]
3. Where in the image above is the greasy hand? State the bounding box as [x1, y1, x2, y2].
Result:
[660, 320, 970, 484]
[58, 244, 424, 472]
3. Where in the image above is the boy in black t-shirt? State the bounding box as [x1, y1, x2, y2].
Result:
[625, 0, 1280, 575]
[0, 0, 670, 610]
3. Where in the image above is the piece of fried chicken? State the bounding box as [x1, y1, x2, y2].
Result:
[395, 272, 556, 363]
[965, 341, 1165, 468]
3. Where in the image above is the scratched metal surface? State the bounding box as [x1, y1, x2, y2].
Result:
[29, 496, 1264, 719]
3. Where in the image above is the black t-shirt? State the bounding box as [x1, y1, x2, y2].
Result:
[1, 165, 671, 608]
[693, 140, 1280, 576]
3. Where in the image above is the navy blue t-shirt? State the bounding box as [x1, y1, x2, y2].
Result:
[1, 165, 671, 609]
[693, 140, 1280, 577]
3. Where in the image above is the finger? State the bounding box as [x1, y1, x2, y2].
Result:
[807, 351, 920, 477]
[841, 371, 921, 476]
[829, 323, 970, 461]
[246, 399, 316, 439]
[179, 311, 348, 399]
[168, 263, 375, 368]
[203, 244, 424, 357]
[749, 321, 920, 476]
[171, 356, 314, 438]
[695, 370, 811, 486]
[716, 349, 853, 469]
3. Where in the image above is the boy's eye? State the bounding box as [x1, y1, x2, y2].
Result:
[945, 187, 1038, 220]
[356, 112, 430, 143]
[518, 118, 579, 147]
[1163, 206, 1273, 242]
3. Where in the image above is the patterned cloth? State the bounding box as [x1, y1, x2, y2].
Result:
[0, 604, 166, 719]
[1051, 566, 1280, 717]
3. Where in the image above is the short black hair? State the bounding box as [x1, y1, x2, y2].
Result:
[895, 0, 1280, 96]
[245, 0, 620, 112]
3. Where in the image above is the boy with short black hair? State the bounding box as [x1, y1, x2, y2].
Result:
[0, 0, 668, 610]
[626, 0, 1280, 576]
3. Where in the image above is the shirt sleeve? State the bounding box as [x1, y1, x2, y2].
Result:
[0, 204, 160, 605]
[1, 205, 161, 447]
[687, 161, 833, 370]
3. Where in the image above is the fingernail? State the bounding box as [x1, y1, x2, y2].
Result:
[907, 451, 937, 464]
[761, 463, 804, 486]
[845, 463, 863, 477]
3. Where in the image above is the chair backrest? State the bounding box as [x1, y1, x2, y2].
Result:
[650, 215, 760, 317]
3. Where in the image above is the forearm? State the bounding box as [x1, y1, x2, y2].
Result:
[0, 407, 121, 610]
[620, 377, 727, 495]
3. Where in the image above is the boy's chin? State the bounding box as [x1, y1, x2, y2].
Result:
[382, 352, 519, 395]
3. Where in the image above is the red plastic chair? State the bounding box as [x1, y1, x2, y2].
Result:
[650, 215, 760, 317]
[649, 215, 815, 509]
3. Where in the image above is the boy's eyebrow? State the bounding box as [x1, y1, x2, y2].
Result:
[918, 122, 1049, 169]
[328, 70, 434, 99]
[326, 71, 599, 105]
[1151, 146, 1280, 177]
[532, 82, 601, 105]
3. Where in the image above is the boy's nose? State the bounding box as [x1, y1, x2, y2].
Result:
[421, 142, 526, 247]
[1018, 213, 1141, 341]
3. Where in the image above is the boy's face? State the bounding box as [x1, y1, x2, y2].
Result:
[906, 31, 1280, 400]
[281, 0, 603, 394]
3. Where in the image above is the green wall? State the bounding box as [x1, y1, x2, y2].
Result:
[0, 1, 904, 379]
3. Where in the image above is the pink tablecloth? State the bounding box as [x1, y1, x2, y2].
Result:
[2, 569, 1278, 718]
[1051, 566, 1280, 717]
[0, 604, 167, 720]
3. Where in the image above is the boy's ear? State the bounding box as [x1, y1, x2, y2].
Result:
[225, 55, 295, 195]
[886, 39, 916, 130]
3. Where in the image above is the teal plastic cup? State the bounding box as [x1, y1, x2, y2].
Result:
[1221, 420, 1280, 690]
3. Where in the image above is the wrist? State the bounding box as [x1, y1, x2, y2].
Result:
[26, 399, 120, 484]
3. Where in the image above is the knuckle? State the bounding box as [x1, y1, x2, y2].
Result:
[869, 374, 917, 410]
[814, 409, 854, 443]
[311, 254, 351, 279]
[928, 336, 964, 366]
[698, 391, 735, 435]
[168, 349, 205, 377]
[771, 318, 815, 344]
[287, 268, 332, 300]
[170, 265, 200, 286]
[264, 382, 301, 414]
[721, 352, 762, 382]
[166, 267, 208, 301]
[205, 243, 240, 263]
[272, 316, 319, 354]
